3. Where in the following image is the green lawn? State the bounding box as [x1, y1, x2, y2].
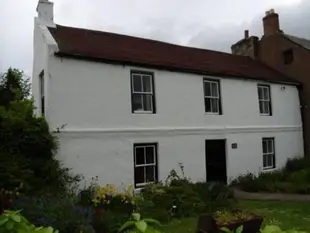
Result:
[161, 200, 310, 233]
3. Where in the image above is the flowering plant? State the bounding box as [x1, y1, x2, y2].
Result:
[91, 184, 135, 214]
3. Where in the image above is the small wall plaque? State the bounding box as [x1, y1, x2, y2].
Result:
[231, 143, 238, 149]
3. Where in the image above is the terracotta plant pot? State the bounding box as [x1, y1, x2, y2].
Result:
[197, 214, 263, 233]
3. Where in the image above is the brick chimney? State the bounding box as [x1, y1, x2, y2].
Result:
[231, 30, 259, 59]
[263, 9, 280, 36]
[37, 0, 54, 23]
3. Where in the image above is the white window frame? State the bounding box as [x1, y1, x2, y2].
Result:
[134, 144, 158, 187]
[131, 72, 154, 114]
[258, 85, 271, 116]
[262, 138, 276, 170]
[204, 79, 221, 114]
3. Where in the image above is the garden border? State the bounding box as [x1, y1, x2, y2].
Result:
[233, 188, 310, 202]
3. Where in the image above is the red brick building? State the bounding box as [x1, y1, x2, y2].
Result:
[232, 9, 310, 155]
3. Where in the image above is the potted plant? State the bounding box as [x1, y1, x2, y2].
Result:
[197, 210, 263, 233]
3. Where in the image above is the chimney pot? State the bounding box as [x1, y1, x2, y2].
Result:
[244, 30, 249, 39]
[263, 9, 280, 36]
[37, 0, 54, 23]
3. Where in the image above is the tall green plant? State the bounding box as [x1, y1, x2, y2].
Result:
[0, 68, 81, 195]
[0, 68, 30, 107]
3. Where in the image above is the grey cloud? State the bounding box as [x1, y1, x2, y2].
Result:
[187, 0, 310, 52]
[0, 0, 309, 75]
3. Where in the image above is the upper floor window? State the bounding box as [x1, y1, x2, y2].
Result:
[203, 78, 222, 114]
[134, 143, 158, 187]
[283, 49, 294, 65]
[131, 71, 155, 114]
[258, 85, 272, 116]
[262, 138, 276, 170]
[39, 72, 45, 116]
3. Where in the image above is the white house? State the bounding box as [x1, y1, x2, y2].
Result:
[32, 0, 304, 187]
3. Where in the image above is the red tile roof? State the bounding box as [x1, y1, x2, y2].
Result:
[48, 24, 297, 84]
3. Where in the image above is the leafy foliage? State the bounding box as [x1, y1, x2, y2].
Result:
[118, 213, 161, 233]
[10, 196, 94, 233]
[0, 68, 30, 107]
[0, 68, 81, 195]
[232, 157, 310, 194]
[260, 225, 307, 233]
[0, 209, 58, 233]
[141, 169, 234, 220]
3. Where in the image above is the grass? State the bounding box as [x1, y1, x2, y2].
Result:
[161, 200, 310, 233]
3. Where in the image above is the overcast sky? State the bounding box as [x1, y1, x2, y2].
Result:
[0, 0, 309, 76]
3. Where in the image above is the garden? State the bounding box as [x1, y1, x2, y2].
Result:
[1, 68, 310, 233]
[232, 157, 310, 194]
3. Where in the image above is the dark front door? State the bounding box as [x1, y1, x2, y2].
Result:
[205, 139, 227, 183]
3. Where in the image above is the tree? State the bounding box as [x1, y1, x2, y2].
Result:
[0, 68, 80, 195]
[0, 68, 30, 107]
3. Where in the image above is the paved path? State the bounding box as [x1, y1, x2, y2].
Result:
[233, 188, 310, 202]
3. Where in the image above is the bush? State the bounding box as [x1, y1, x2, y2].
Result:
[92, 211, 128, 233]
[10, 196, 94, 233]
[141, 180, 234, 218]
[285, 157, 310, 172]
[192, 182, 234, 212]
[232, 157, 310, 194]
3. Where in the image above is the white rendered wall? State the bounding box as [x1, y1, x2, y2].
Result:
[45, 56, 303, 186]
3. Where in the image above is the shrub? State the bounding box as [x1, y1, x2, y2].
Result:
[10, 196, 94, 233]
[192, 182, 234, 211]
[0, 99, 81, 195]
[232, 160, 310, 194]
[285, 156, 310, 173]
[142, 183, 205, 218]
[135, 196, 171, 223]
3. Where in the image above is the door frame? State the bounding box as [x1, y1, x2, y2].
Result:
[205, 138, 228, 184]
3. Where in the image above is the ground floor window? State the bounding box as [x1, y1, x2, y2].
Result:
[133, 143, 158, 187]
[262, 138, 276, 170]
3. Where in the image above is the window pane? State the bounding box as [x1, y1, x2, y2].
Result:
[205, 98, 211, 112]
[267, 154, 272, 167]
[263, 87, 269, 100]
[204, 81, 211, 96]
[211, 98, 219, 113]
[262, 140, 267, 153]
[263, 154, 267, 167]
[142, 75, 152, 93]
[135, 147, 145, 165]
[143, 94, 152, 111]
[133, 94, 143, 112]
[133, 75, 142, 92]
[146, 166, 155, 182]
[268, 140, 274, 153]
[258, 87, 263, 99]
[259, 101, 263, 114]
[264, 102, 270, 114]
[134, 167, 145, 184]
[211, 82, 219, 97]
[260, 102, 269, 114]
[146, 146, 155, 164]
